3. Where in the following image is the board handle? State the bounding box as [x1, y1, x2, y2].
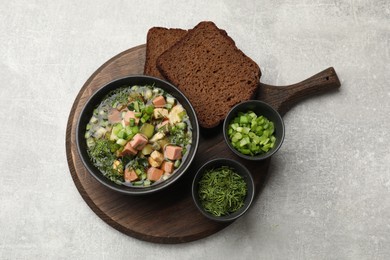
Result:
[256, 67, 341, 116]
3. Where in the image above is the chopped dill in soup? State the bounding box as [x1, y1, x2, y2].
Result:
[84, 85, 192, 187]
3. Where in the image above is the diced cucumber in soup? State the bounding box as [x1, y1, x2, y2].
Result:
[85, 85, 192, 187]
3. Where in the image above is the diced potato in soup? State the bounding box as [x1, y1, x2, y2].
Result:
[153, 108, 169, 119]
[168, 105, 185, 124]
[84, 85, 192, 187]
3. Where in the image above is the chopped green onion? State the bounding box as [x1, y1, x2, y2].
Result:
[228, 111, 276, 156]
[85, 84, 192, 187]
[174, 159, 181, 168]
[129, 118, 135, 126]
[134, 112, 142, 118]
[116, 138, 127, 146]
[144, 105, 154, 114]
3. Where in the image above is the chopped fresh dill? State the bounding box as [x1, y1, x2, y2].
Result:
[88, 139, 123, 184]
[198, 166, 247, 217]
[85, 84, 193, 186]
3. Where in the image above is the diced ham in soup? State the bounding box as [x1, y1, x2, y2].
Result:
[120, 142, 138, 156]
[130, 134, 148, 150]
[124, 168, 138, 182]
[152, 96, 166, 107]
[123, 110, 139, 125]
[164, 145, 183, 160]
[161, 161, 174, 173]
[85, 85, 192, 187]
[108, 109, 122, 123]
[147, 167, 164, 182]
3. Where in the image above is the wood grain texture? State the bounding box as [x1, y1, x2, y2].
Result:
[257, 67, 341, 116]
[66, 44, 340, 244]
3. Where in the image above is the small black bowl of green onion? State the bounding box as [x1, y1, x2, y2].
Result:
[223, 100, 285, 161]
[192, 158, 255, 222]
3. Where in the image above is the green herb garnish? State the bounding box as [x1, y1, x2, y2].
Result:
[198, 166, 247, 217]
[228, 111, 276, 156]
[169, 123, 191, 146]
[108, 86, 132, 107]
[88, 139, 123, 184]
[85, 84, 193, 187]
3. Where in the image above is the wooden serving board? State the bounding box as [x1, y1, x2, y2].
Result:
[66, 44, 340, 244]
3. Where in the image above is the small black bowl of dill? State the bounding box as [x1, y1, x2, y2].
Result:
[191, 158, 255, 222]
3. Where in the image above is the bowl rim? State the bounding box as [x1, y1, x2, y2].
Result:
[223, 100, 285, 161]
[76, 75, 199, 195]
[191, 158, 255, 222]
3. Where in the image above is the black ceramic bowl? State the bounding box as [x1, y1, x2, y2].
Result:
[192, 158, 255, 222]
[223, 100, 285, 161]
[76, 75, 199, 195]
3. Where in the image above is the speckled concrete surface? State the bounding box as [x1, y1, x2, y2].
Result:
[1, 0, 389, 259]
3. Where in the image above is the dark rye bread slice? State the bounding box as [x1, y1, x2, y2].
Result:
[156, 21, 261, 128]
[144, 27, 187, 79]
[144, 26, 226, 79]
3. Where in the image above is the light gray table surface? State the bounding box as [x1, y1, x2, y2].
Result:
[1, 0, 389, 259]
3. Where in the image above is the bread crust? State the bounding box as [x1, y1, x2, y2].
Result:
[144, 27, 187, 79]
[157, 21, 261, 128]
